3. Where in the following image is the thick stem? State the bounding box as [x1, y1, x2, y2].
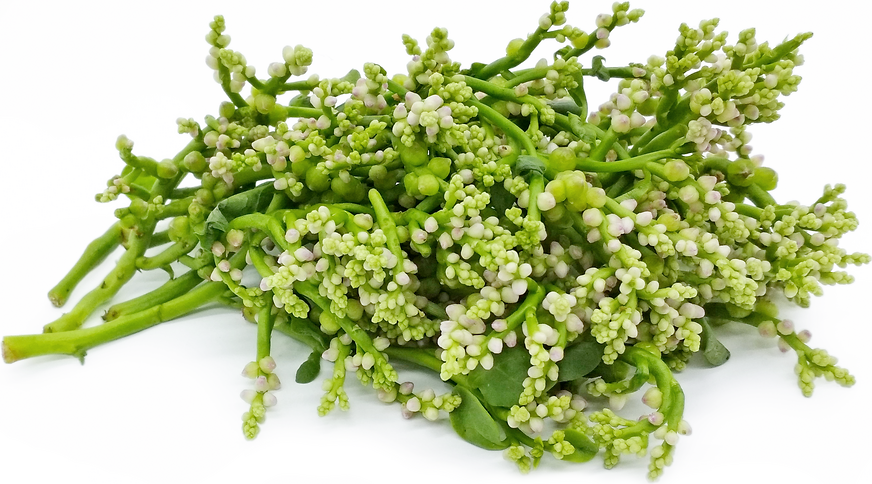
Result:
[4, 282, 225, 363]
[467, 98, 538, 155]
[368, 189, 405, 266]
[48, 222, 122, 307]
[43, 220, 157, 333]
[135, 238, 197, 271]
[256, 304, 276, 361]
[473, 27, 548, 80]
[576, 149, 675, 173]
[103, 271, 204, 321]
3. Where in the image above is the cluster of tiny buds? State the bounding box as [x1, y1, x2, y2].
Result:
[375, 381, 458, 421]
[241, 356, 281, 407]
[757, 318, 811, 352]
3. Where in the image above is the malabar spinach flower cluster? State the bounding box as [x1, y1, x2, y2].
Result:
[3, 2, 867, 481]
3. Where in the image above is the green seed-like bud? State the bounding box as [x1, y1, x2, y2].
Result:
[403, 172, 420, 196]
[585, 186, 607, 208]
[399, 141, 429, 167]
[168, 216, 191, 243]
[663, 160, 690, 182]
[306, 166, 330, 192]
[726, 158, 756, 187]
[129, 198, 149, 219]
[119, 213, 138, 230]
[428, 157, 451, 179]
[254, 92, 276, 115]
[183, 151, 207, 173]
[548, 147, 577, 173]
[219, 102, 236, 119]
[751, 166, 778, 191]
[417, 174, 440, 197]
[546, 179, 567, 203]
[201, 173, 218, 190]
[320, 311, 340, 334]
[563, 174, 589, 211]
[506, 38, 525, 56]
[157, 159, 179, 179]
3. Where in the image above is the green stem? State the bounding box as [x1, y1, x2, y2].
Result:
[135, 238, 197, 270]
[467, 98, 537, 155]
[218, 64, 248, 108]
[368, 189, 405, 266]
[473, 27, 548, 80]
[279, 79, 318, 92]
[227, 213, 289, 252]
[148, 230, 171, 248]
[386, 79, 408, 96]
[43, 219, 157, 333]
[256, 303, 276, 360]
[48, 222, 122, 307]
[581, 66, 641, 79]
[3, 282, 225, 363]
[527, 174, 544, 223]
[576, 149, 675, 173]
[103, 270, 204, 321]
[283, 106, 324, 119]
[747, 183, 777, 207]
[589, 127, 618, 161]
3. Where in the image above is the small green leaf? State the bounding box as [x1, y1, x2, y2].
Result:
[467, 345, 530, 407]
[515, 155, 546, 179]
[450, 386, 508, 450]
[557, 340, 605, 382]
[196, 182, 277, 248]
[562, 429, 598, 462]
[700, 318, 730, 367]
[486, 182, 515, 216]
[568, 113, 597, 143]
[295, 350, 321, 384]
[590, 359, 632, 383]
[590, 55, 610, 81]
[287, 316, 329, 352]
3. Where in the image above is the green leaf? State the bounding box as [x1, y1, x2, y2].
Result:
[590, 359, 632, 383]
[486, 182, 515, 216]
[515, 155, 546, 179]
[590, 55, 610, 81]
[562, 429, 598, 462]
[286, 316, 329, 352]
[295, 350, 321, 384]
[557, 340, 605, 382]
[196, 182, 277, 248]
[449, 385, 509, 450]
[700, 318, 730, 367]
[568, 113, 597, 143]
[466, 345, 529, 407]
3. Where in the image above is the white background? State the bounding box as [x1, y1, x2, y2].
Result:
[0, 1, 869, 482]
